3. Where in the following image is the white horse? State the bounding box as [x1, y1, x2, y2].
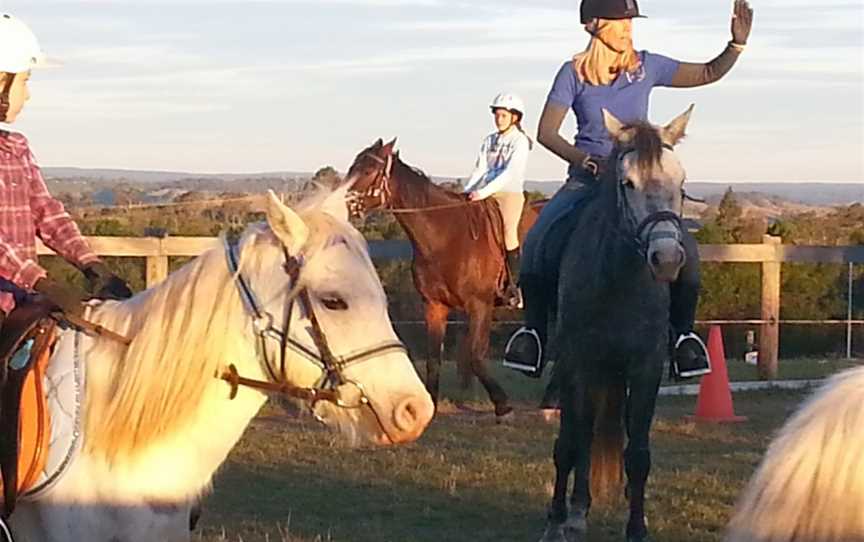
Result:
[725, 366, 864, 542]
[9, 188, 435, 542]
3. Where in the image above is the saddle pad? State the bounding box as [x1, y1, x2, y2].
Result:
[3, 328, 53, 495]
[23, 329, 86, 499]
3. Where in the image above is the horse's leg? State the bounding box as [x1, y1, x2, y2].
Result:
[424, 301, 449, 405]
[566, 385, 596, 537]
[464, 300, 510, 417]
[624, 365, 663, 542]
[541, 380, 590, 542]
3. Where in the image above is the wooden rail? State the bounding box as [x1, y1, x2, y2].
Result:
[37, 235, 864, 379]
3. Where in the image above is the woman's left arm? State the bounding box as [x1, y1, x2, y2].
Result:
[670, 0, 753, 88]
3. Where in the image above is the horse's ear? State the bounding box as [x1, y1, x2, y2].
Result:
[381, 137, 397, 156]
[373, 138, 383, 148]
[320, 182, 352, 222]
[602, 109, 626, 141]
[265, 190, 309, 255]
[662, 104, 694, 146]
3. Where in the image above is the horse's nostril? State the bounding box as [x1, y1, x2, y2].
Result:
[393, 397, 421, 433]
[650, 251, 662, 266]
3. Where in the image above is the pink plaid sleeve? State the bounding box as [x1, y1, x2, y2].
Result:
[26, 151, 99, 268]
[0, 235, 46, 288]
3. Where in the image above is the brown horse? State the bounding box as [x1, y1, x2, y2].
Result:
[344, 138, 539, 419]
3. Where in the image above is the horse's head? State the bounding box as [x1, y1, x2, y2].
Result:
[234, 190, 434, 446]
[343, 138, 397, 218]
[604, 106, 694, 282]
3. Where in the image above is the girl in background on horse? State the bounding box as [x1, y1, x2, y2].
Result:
[464, 93, 533, 308]
[0, 13, 131, 333]
[504, 0, 753, 380]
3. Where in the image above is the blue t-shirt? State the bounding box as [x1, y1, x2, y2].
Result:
[547, 51, 679, 177]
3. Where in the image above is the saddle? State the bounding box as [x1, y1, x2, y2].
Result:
[0, 301, 56, 518]
[476, 199, 510, 295]
[471, 195, 544, 303]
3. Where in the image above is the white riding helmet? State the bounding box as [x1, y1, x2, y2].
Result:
[490, 93, 526, 117]
[0, 14, 47, 73]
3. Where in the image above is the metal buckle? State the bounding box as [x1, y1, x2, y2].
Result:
[252, 313, 274, 335]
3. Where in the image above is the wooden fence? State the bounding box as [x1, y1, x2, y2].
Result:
[38, 235, 864, 380]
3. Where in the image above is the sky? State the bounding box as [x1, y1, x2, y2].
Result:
[2, 0, 862, 183]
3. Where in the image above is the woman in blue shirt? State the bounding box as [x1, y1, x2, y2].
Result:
[504, 0, 754, 380]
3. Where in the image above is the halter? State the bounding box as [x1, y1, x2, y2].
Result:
[615, 144, 684, 258]
[348, 152, 393, 216]
[221, 236, 407, 439]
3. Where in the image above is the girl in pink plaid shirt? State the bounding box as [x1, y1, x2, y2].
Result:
[0, 14, 131, 329]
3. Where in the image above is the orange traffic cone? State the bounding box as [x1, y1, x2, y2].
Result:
[690, 325, 746, 423]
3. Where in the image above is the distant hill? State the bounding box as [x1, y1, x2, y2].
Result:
[43, 167, 308, 184]
[525, 181, 862, 206]
[42, 167, 861, 208]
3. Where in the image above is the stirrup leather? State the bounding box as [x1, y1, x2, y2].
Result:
[503, 327, 543, 373]
[673, 332, 712, 378]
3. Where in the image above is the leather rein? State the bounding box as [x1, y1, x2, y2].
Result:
[220, 237, 406, 432]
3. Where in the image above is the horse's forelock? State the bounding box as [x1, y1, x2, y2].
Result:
[624, 122, 665, 180]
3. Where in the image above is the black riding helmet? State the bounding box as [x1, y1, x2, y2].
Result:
[580, 0, 645, 24]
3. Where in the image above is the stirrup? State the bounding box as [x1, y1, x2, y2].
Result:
[673, 332, 712, 378]
[503, 327, 543, 374]
[0, 518, 13, 542]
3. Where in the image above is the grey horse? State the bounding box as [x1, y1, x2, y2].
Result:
[541, 106, 696, 542]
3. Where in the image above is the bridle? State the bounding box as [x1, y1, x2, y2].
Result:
[346, 152, 482, 216]
[220, 236, 407, 440]
[347, 152, 393, 217]
[614, 144, 684, 258]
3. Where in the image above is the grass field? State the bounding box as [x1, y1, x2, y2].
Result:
[193, 360, 856, 542]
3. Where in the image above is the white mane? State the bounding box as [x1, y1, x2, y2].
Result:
[725, 366, 864, 541]
[82, 188, 367, 462]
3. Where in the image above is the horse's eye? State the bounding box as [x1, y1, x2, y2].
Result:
[321, 296, 349, 311]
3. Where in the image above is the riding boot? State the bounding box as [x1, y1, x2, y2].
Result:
[504, 249, 522, 308]
[503, 274, 548, 377]
[670, 232, 710, 379]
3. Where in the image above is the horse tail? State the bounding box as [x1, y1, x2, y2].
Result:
[590, 381, 626, 505]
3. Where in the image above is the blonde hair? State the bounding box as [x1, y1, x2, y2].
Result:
[573, 19, 640, 86]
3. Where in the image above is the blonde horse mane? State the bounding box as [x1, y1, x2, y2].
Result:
[83, 187, 368, 462]
[725, 366, 864, 542]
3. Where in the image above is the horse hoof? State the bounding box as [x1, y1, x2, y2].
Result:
[538, 523, 567, 542]
[563, 511, 587, 542]
[495, 408, 515, 424]
[540, 408, 560, 424]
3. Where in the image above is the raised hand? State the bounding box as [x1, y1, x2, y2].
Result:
[731, 0, 754, 45]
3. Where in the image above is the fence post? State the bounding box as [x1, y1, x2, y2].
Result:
[759, 235, 782, 380]
[145, 238, 169, 288]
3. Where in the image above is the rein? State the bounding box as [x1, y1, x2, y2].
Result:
[220, 236, 406, 439]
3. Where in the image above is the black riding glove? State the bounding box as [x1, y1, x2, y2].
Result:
[82, 262, 133, 300]
[33, 277, 86, 317]
[581, 155, 608, 180]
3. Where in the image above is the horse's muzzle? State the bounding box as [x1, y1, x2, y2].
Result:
[647, 240, 685, 282]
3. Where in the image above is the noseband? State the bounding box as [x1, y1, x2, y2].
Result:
[615, 145, 684, 257]
[347, 152, 393, 216]
[221, 236, 407, 438]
